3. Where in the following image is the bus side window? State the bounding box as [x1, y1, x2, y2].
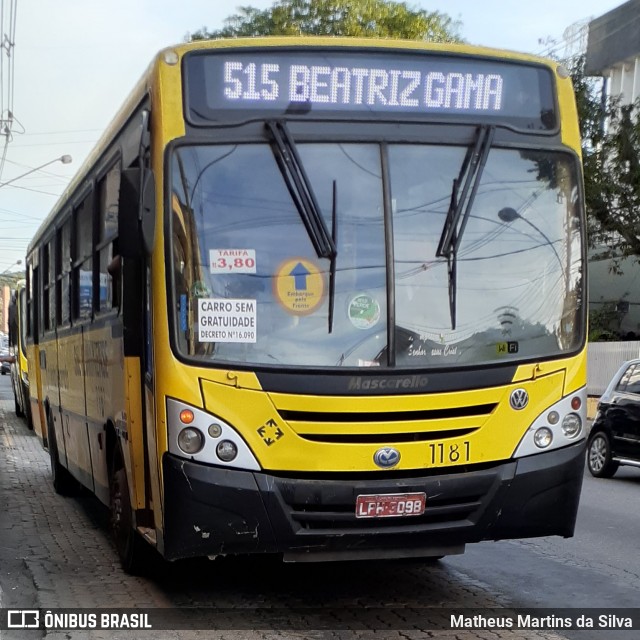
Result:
[72, 191, 94, 321]
[42, 241, 55, 333]
[97, 163, 121, 312]
[56, 219, 72, 326]
[26, 261, 37, 343]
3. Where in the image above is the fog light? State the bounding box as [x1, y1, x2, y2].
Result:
[562, 413, 582, 438]
[547, 411, 560, 425]
[216, 440, 238, 462]
[534, 427, 553, 448]
[178, 427, 204, 454]
[208, 423, 223, 438]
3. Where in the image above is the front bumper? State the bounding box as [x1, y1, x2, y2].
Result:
[162, 440, 585, 561]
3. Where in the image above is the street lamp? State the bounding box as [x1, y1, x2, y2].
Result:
[0, 259, 22, 276]
[497, 206, 563, 269]
[0, 155, 72, 189]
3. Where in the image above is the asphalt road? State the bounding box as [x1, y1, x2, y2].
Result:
[440, 447, 640, 639]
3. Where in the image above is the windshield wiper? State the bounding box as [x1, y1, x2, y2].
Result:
[266, 120, 337, 260]
[328, 180, 338, 334]
[435, 125, 495, 330]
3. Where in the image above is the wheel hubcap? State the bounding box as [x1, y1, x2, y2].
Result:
[589, 436, 606, 472]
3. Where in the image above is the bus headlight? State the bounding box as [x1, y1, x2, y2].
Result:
[561, 413, 582, 438]
[216, 440, 238, 462]
[166, 398, 260, 471]
[178, 428, 204, 454]
[514, 387, 587, 458]
[533, 427, 553, 448]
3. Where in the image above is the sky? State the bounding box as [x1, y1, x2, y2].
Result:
[0, 0, 625, 274]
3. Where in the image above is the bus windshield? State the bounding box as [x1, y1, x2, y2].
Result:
[170, 142, 583, 369]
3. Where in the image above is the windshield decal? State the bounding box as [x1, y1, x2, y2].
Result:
[274, 257, 326, 316]
[198, 298, 257, 343]
[497, 341, 519, 355]
[348, 294, 381, 330]
[209, 249, 257, 274]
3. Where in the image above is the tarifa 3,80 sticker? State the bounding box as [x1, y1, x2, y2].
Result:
[210, 249, 256, 274]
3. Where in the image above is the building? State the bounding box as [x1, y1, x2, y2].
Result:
[585, 0, 640, 106]
[585, 0, 640, 338]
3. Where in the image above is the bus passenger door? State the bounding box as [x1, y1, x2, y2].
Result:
[27, 264, 47, 444]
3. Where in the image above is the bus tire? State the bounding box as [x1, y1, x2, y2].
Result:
[109, 448, 154, 575]
[14, 393, 23, 418]
[48, 413, 78, 495]
[22, 383, 33, 429]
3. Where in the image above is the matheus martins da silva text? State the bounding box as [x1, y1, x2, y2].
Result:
[451, 614, 633, 629]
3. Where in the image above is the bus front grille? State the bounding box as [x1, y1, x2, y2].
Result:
[278, 403, 496, 444]
[297, 427, 478, 443]
[288, 497, 482, 531]
[268, 465, 507, 535]
[279, 404, 496, 423]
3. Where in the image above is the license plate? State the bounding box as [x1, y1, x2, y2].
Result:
[355, 492, 426, 519]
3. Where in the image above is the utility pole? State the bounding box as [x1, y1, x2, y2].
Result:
[0, 0, 18, 182]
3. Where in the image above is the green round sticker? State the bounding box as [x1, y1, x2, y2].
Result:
[348, 294, 381, 330]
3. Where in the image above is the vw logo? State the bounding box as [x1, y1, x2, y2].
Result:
[510, 388, 529, 410]
[374, 447, 401, 469]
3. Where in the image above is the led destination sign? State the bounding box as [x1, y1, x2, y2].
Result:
[185, 50, 555, 129]
[224, 62, 504, 110]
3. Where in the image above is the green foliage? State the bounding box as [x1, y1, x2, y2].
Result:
[0, 272, 24, 289]
[569, 55, 640, 263]
[189, 0, 462, 42]
[586, 101, 640, 259]
[588, 302, 623, 342]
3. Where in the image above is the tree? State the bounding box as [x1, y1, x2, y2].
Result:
[585, 100, 640, 260]
[569, 55, 640, 264]
[566, 55, 640, 340]
[189, 0, 462, 42]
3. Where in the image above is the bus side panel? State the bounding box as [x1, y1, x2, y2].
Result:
[27, 344, 46, 443]
[122, 357, 152, 513]
[17, 352, 31, 425]
[84, 321, 126, 506]
[56, 329, 93, 491]
[143, 375, 162, 531]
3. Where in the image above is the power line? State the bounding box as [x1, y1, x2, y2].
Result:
[18, 128, 102, 136]
[0, 182, 62, 196]
[9, 139, 96, 148]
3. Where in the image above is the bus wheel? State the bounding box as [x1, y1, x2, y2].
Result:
[109, 449, 153, 575]
[48, 414, 78, 495]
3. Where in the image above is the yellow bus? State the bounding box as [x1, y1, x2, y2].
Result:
[26, 37, 587, 573]
[8, 280, 34, 429]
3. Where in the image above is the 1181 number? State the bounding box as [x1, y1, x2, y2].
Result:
[428, 441, 471, 466]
